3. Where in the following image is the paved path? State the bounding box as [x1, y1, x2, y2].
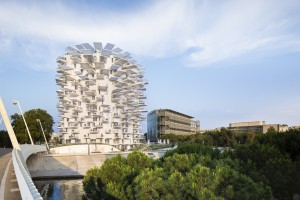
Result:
[0, 148, 21, 200]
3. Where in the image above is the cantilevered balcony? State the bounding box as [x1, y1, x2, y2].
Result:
[83, 54, 95, 63]
[103, 108, 110, 113]
[73, 107, 83, 112]
[98, 85, 108, 91]
[114, 134, 122, 139]
[113, 113, 121, 119]
[56, 89, 64, 95]
[99, 56, 107, 63]
[65, 75, 75, 81]
[96, 96, 104, 102]
[102, 118, 109, 123]
[100, 69, 109, 75]
[94, 74, 104, 81]
[110, 64, 120, 71]
[80, 62, 92, 69]
[138, 94, 146, 99]
[96, 123, 103, 129]
[57, 56, 67, 64]
[111, 96, 120, 103]
[113, 124, 122, 129]
[70, 55, 81, 62]
[89, 128, 98, 134]
[95, 62, 104, 69]
[85, 80, 96, 85]
[114, 58, 127, 65]
[114, 81, 125, 88]
[85, 90, 96, 96]
[116, 104, 125, 109]
[114, 70, 126, 77]
[68, 92, 79, 97]
[67, 123, 79, 129]
[100, 104, 110, 107]
[112, 88, 122, 94]
[58, 65, 73, 71]
[109, 76, 119, 82]
[60, 130, 68, 135]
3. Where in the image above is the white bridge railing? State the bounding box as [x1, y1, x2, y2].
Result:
[12, 145, 47, 200]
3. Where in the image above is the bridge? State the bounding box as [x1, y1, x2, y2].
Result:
[0, 97, 165, 199]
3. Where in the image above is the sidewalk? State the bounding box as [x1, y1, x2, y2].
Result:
[0, 149, 21, 200]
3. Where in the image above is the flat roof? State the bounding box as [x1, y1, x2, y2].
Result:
[148, 109, 193, 118]
[229, 121, 266, 127]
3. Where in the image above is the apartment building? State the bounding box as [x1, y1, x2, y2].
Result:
[228, 121, 288, 133]
[56, 42, 147, 150]
[147, 109, 200, 142]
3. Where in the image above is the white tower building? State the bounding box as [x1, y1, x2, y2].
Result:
[56, 42, 147, 150]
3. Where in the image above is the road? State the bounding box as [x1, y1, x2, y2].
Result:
[0, 148, 21, 200]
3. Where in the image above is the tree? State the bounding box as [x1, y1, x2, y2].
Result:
[83, 152, 154, 200]
[231, 143, 297, 199]
[134, 167, 168, 200]
[0, 130, 12, 148]
[266, 127, 277, 134]
[11, 109, 54, 144]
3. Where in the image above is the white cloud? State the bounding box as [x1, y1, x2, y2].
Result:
[187, 0, 300, 66]
[0, 0, 299, 70]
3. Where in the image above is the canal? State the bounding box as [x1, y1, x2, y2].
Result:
[34, 179, 84, 200]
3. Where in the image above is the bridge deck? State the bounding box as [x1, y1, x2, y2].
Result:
[0, 148, 21, 200]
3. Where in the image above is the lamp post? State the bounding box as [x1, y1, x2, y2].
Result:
[12, 100, 34, 145]
[36, 119, 49, 150]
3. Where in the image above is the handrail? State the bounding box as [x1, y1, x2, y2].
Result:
[12, 148, 43, 200]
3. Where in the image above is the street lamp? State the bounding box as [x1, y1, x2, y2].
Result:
[12, 100, 34, 145]
[36, 119, 49, 150]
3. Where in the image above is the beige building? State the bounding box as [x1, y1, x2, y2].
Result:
[147, 109, 200, 142]
[56, 42, 147, 150]
[228, 121, 288, 133]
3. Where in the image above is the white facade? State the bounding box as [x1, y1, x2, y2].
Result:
[56, 42, 147, 149]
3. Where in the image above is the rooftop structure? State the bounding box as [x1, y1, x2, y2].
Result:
[147, 109, 200, 142]
[56, 42, 147, 150]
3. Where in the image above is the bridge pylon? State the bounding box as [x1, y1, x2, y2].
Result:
[0, 97, 20, 150]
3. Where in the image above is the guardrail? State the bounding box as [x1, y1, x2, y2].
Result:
[12, 145, 47, 200]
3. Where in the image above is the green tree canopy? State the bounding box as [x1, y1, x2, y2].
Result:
[0, 130, 12, 148]
[83, 152, 154, 200]
[11, 108, 54, 144]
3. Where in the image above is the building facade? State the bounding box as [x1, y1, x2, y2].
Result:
[147, 109, 200, 142]
[56, 42, 147, 149]
[228, 121, 288, 133]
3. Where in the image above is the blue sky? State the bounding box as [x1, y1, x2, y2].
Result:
[0, 0, 300, 132]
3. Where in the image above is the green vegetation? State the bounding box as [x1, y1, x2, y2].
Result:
[11, 108, 54, 144]
[83, 129, 300, 200]
[0, 130, 12, 148]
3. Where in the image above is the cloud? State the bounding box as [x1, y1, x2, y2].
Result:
[186, 0, 300, 66]
[0, 0, 299, 70]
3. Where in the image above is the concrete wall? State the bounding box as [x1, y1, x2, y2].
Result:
[49, 144, 120, 154]
[27, 153, 126, 178]
[27, 151, 165, 178]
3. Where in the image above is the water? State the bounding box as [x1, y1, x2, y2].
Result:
[34, 179, 84, 200]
